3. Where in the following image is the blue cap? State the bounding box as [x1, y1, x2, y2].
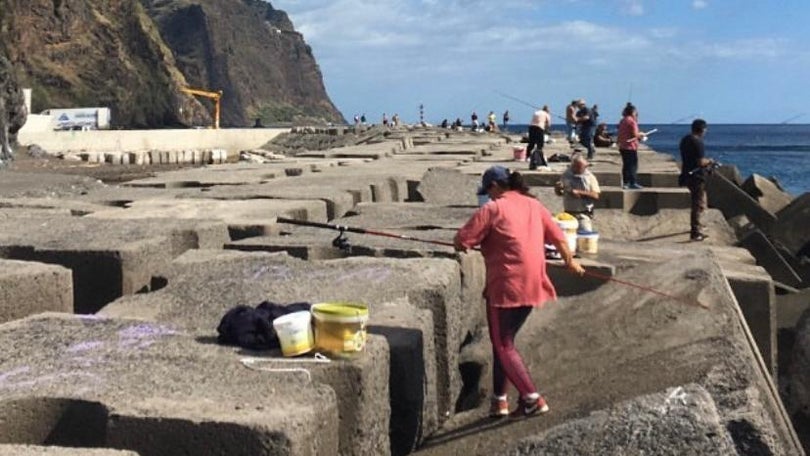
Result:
[477, 166, 510, 195]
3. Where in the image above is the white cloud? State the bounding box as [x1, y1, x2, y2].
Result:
[702, 38, 788, 59]
[621, 0, 644, 16]
[692, 0, 708, 10]
[268, 0, 803, 123]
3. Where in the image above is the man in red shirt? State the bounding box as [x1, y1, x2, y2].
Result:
[455, 165, 585, 418]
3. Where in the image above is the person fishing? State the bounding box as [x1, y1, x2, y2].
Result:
[454, 165, 585, 418]
[555, 153, 600, 221]
[679, 118, 714, 241]
[526, 105, 551, 170]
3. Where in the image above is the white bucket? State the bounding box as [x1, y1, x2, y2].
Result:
[556, 218, 579, 253]
[577, 231, 599, 254]
[273, 311, 315, 357]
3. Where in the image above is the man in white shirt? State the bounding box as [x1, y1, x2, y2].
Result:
[555, 154, 601, 217]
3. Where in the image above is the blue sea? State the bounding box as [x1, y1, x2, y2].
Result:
[512, 124, 810, 196]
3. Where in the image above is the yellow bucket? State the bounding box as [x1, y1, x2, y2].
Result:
[311, 302, 369, 357]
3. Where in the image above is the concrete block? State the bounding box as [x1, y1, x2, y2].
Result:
[0, 314, 339, 456]
[739, 228, 802, 288]
[777, 288, 810, 330]
[127, 152, 143, 166]
[637, 172, 680, 188]
[0, 260, 73, 324]
[725, 267, 777, 378]
[508, 385, 737, 455]
[87, 198, 328, 240]
[716, 164, 744, 186]
[101, 250, 465, 424]
[416, 168, 479, 206]
[194, 184, 357, 221]
[370, 300, 439, 454]
[0, 216, 229, 313]
[774, 192, 810, 258]
[707, 173, 777, 234]
[742, 174, 794, 214]
[0, 446, 138, 455]
[308, 335, 392, 456]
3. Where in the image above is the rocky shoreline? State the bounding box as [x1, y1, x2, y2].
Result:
[0, 125, 808, 455]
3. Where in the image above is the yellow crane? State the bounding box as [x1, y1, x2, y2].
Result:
[181, 87, 223, 129]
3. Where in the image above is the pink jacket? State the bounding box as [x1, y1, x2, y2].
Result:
[455, 191, 565, 308]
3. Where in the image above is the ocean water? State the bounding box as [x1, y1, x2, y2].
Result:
[510, 123, 810, 196]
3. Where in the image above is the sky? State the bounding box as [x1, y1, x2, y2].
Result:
[271, 0, 810, 125]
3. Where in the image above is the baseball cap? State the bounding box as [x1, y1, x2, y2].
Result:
[477, 165, 510, 195]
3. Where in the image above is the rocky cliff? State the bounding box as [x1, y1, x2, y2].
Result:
[0, 0, 343, 129]
[0, 0, 212, 129]
[141, 0, 345, 126]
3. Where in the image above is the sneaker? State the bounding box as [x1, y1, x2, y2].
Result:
[489, 397, 509, 418]
[622, 184, 629, 190]
[510, 395, 550, 419]
[628, 183, 644, 190]
[690, 233, 708, 242]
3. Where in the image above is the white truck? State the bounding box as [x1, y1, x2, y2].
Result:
[41, 107, 111, 131]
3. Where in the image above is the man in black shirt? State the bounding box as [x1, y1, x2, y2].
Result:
[679, 119, 713, 241]
[576, 100, 596, 159]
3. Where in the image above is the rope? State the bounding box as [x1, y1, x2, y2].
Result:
[240, 353, 332, 383]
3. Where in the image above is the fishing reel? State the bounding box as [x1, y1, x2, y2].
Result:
[332, 228, 352, 252]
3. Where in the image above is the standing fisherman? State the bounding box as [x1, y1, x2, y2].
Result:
[455, 166, 585, 418]
[679, 119, 714, 241]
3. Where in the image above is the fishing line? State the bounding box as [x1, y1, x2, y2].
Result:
[582, 270, 708, 309]
[276, 218, 706, 309]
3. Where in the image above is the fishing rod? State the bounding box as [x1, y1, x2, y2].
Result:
[780, 113, 806, 124]
[670, 114, 698, 124]
[624, 128, 659, 143]
[276, 217, 707, 309]
[276, 217, 457, 249]
[493, 90, 567, 121]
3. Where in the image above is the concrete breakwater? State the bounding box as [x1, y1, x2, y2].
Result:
[0, 127, 808, 455]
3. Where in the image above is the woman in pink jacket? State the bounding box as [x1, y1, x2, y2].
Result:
[454, 166, 585, 418]
[616, 103, 647, 189]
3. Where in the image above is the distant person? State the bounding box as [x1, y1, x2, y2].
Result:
[471, 111, 479, 131]
[454, 118, 463, 129]
[526, 105, 551, 170]
[575, 99, 596, 159]
[253, 117, 264, 128]
[591, 104, 600, 127]
[554, 153, 600, 219]
[353, 114, 360, 126]
[455, 165, 585, 418]
[360, 113, 367, 125]
[441, 119, 449, 129]
[616, 103, 646, 189]
[679, 119, 714, 242]
[503, 110, 510, 130]
[594, 123, 614, 147]
[383, 113, 389, 126]
[488, 111, 498, 132]
[565, 100, 578, 144]
[393, 113, 400, 126]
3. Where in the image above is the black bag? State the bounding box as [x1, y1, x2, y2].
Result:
[216, 301, 312, 350]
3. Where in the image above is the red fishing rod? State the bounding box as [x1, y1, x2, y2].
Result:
[276, 217, 707, 309]
[276, 217, 457, 249]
